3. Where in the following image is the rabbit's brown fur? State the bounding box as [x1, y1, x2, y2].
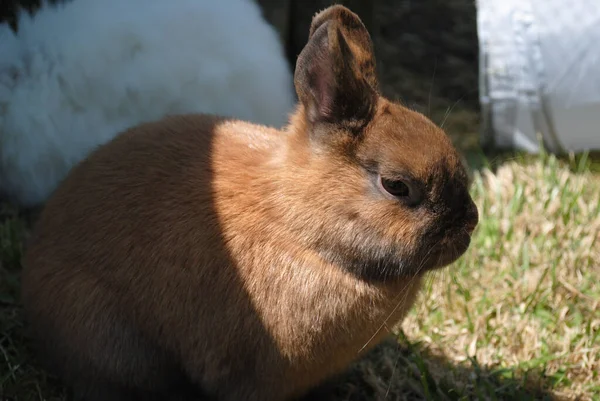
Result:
[21, 5, 478, 401]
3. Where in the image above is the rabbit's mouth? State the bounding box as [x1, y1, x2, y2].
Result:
[420, 230, 473, 271]
[416, 198, 478, 272]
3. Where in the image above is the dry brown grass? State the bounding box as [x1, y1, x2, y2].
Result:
[404, 154, 599, 400]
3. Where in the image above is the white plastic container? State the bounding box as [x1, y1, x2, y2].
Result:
[477, 0, 600, 153]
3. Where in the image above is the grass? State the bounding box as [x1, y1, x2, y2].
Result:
[403, 151, 599, 400]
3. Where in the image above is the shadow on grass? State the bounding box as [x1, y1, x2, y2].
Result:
[0, 204, 64, 401]
[304, 335, 562, 401]
[1, 308, 563, 401]
[1, 312, 564, 400]
[0, 204, 561, 401]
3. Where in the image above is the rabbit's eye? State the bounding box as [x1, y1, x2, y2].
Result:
[381, 178, 410, 197]
[376, 174, 422, 206]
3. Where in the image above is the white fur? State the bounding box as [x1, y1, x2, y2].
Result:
[0, 0, 295, 207]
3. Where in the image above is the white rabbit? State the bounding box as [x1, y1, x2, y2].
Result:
[0, 0, 295, 208]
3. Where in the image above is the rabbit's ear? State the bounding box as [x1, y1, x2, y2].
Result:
[294, 5, 378, 130]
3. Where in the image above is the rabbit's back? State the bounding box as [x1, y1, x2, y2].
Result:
[22, 113, 360, 401]
[21, 114, 270, 399]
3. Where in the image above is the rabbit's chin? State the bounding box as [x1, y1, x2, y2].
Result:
[418, 231, 473, 273]
[316, 225, 474, 281]
[322, 233, 472, 281]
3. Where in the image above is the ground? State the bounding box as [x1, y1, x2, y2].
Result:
[1, 0, 599, 400]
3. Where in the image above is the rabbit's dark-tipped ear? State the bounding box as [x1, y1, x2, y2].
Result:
[294, 5, 378, 129]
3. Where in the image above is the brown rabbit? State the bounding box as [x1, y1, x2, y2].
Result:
[21, 5, 478, 401]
